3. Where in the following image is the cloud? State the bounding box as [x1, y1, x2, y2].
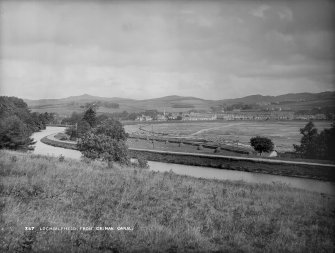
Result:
[278, 8, 293, 21]
[0, 0, 334, 100]
[250, 5, 270, 18]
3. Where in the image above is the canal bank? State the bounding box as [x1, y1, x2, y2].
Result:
[32, 127, 335, 195]
[38, 127, 335, 183]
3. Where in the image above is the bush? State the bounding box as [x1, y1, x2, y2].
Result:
[214, 147, 221, 153]
[77, 119, 130, 166]
[197, 145, 203, 150]
[58, 155, 65, 162]
[78, 132, 129, 165]
[250, 136, 274, 155]
[136, 156, 149, 169]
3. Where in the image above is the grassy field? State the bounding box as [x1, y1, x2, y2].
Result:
[1, 150, 335, 252]
[127, 138, 245, 157]
[125, 121, 333, 152]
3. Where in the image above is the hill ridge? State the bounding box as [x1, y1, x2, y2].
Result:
[23, 91, 335, 115]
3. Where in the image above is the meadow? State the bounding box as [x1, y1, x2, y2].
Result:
[1, 150, 334, 252]
[125, 120, 333, 152]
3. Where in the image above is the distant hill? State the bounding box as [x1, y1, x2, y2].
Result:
[24, 92, 335, 116]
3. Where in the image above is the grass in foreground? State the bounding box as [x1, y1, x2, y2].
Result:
[0, 150, 334, 252]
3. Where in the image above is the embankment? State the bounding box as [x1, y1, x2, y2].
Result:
[41, 134, 335, 181]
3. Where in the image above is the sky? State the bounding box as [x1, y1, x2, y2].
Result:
[0, 0, 334, 100]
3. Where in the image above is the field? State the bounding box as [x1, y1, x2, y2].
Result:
[1, 150, 335, 252]
[125, 120, 333, 152]
[127, 138, 244, 156]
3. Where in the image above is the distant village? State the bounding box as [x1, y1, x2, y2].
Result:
[135, 109, 329, 122]
[52, 99, 334, 125]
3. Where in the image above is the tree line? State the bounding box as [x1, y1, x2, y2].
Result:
[0, 96, 55, 150]
[61, 110, 161, 124]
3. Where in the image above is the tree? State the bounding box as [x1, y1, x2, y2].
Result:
[0, 96, 52, 150]
[77, 120, 91, 138]
[294, 121, 335, 160]
[93, 118, 127, 141]
[83, 107, 97, 127]
[250, 136, 274, 155]
[77, 119, 129, 166]
[0, 116, 36, 151]
[319, 123, 335, 160]
[0, 96, 48, 132]
[293, 121, 319, 158]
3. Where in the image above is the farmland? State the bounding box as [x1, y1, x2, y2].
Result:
[125, 120, 333, 152]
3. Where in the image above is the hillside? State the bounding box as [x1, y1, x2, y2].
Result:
[24, 92, 335, 115]
[1, 150, 334, 252]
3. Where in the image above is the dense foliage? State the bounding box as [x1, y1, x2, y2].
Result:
[77, 119, 91, 138]
[64, 108, 97, 140]
[0, 116, 36, 150]
[250, 136, 274, 155]
[77, 118, 129, 166]
[0, 96, 54, 150]
[83, 107, 97, 127]
[61, 112, 83, 125]
[293, 121, 335, 160]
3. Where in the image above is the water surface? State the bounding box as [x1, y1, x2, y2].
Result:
[31, 127, 335, 195]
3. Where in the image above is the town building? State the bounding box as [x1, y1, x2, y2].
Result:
[136, 115, 153, 121]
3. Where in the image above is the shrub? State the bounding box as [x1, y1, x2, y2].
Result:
[11, 155, 18, 162]
[197, 145, 203, 150]
[77, 119, 130, 166]
[78, 133, 129, 165]
[214, 147, 221, 153]
[137, 156, 149, 169]
[58, 155, 65, 162]
[250, 136, 274, 155]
